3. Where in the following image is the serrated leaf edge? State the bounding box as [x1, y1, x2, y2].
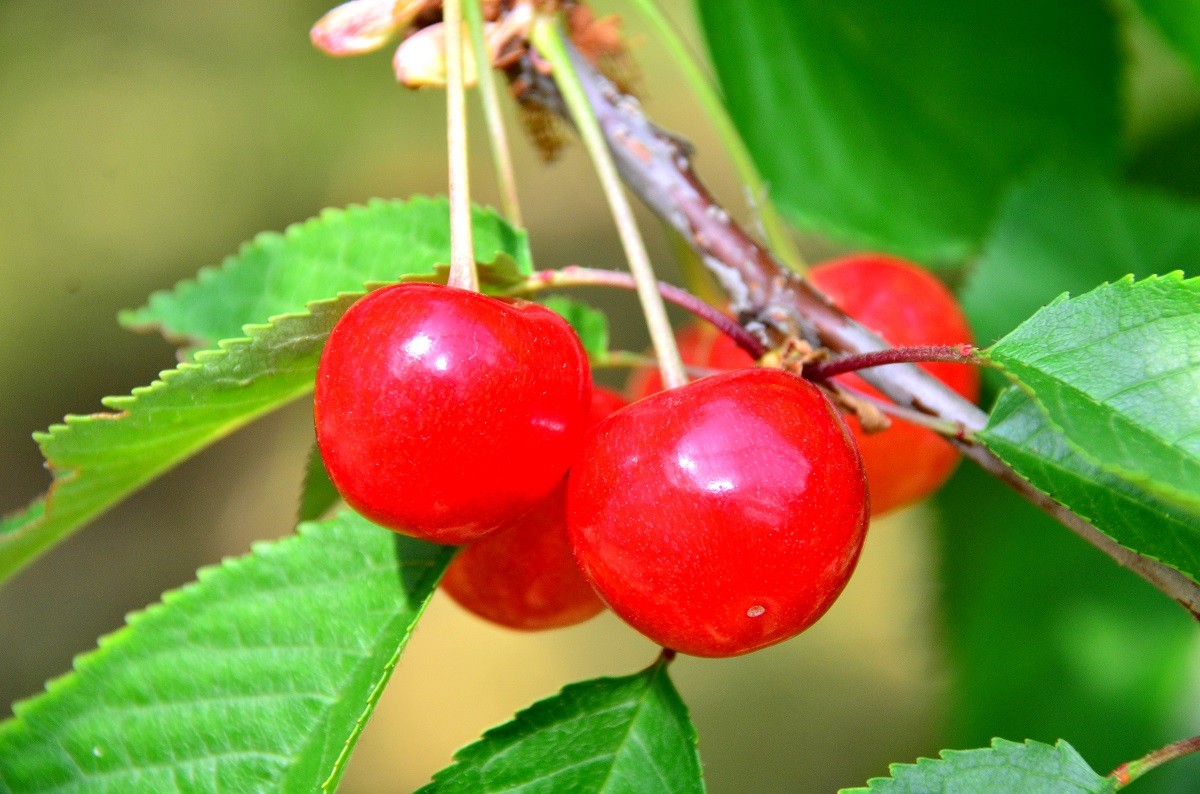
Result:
[1, 292, 365, 582]
[421, 655, 694, 792]
[843, 738, 1107, 792]
[978, 389, 1200, 585]
[1, 518, 327, 732]
[319, 550, 449, 793]
[118, 197, 522, 344]
[980, 272, 1200, 510]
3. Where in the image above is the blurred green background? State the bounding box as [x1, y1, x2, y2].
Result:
[0, 2, 1197, 792]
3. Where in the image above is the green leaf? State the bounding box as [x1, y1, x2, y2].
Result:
[981, 387, 1200, 582]
[841, 739, 1114, 793]
[939, 172, 1200, 792]
[695, 0, 1121, 262]
[539, 296, 610, 361]
[421, 656, 704, 793]
[0, 294, 359, 584]
[963, 171, 1200, 346]
[0, 511, 453, 793]
[982, 273, 1200, 514]
[935, 465, 1198, 789]
[121, 197, 531, 348]
[298, 444, 339, 524]
[1131, 0, 1200, 78]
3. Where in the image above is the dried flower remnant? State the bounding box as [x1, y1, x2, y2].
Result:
[393, 1, 536, 88]
[311, 0, 429, 56]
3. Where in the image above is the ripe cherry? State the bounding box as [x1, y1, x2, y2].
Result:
[440, 387, 627, 631]
[809, 254, 980, 515]
[314, 283, 591, 545]
[569, 369, 869, 658]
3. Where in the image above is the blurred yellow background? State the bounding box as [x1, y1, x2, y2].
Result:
[0, 2, 944, 790]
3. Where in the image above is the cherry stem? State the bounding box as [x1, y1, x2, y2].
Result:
[806, 345, 979, 381]
[510, 266, 766, 358]
[444, 0, 478, 292]
[836, 384, 976, 442]
[530, 18, 689, 390]
[1111, 735, 1200, 789]
[465, 0, 523, 227]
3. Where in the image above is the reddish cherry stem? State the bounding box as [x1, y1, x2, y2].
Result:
[806, 344, 979, 381]
[1111, 735, 1200, 788]
[512, 266, 767, 358]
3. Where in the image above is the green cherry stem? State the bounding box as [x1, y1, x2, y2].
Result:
[1111, 735, 1200, 789]
[465, 0, 523, 227]
[444, 0, 478, 291]
[531, 16, 688, 390]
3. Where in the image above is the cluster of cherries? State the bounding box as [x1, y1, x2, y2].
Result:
[314, 254, 979, 658]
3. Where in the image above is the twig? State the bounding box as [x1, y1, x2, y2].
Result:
[512, 48, 1200, 620]
[624, 0, 804, 270]
[530, 17, 688, 389]
[515, 49, 986, 428]
[444, 0, 477, 290]
[959, 442, 1200, 618]
[465, 0, 523, 226]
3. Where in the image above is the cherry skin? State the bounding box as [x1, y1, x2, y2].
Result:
[314, 283, 591, 545]
[440, 387, 627, 631]
[808, 254, 980, 515]
[569, 369, 869, 658]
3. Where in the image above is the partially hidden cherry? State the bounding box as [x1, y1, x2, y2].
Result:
[440, 387, 627, 631]
[809, 254, 980, 515]
[625, 322, 755, 401]
[569, 369, 869, 658]
[314, 283, 591, 545]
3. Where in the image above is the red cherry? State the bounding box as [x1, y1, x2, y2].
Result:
[440, 387, 627, 631]
[809, 254, 980, 515]
[569, 369, 869, 658]
[586, 385, 629, 423]
[314, 283, 591, 544]
[625, 322, 755, 402]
